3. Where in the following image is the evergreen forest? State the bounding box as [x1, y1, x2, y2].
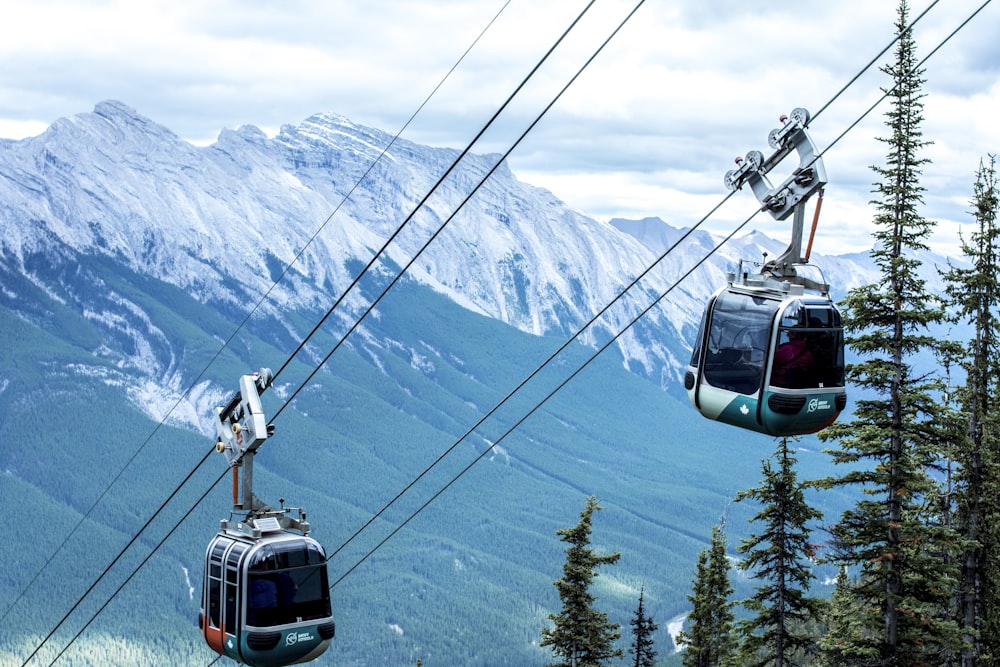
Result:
[659, 3, 1000, 666]
[2, 1, 997, 666]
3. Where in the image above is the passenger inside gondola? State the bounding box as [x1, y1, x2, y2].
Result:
[771, 329, 814, 388]
[769, 303, 845, 390]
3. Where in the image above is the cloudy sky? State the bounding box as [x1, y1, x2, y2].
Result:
[2, 0, 997, 257]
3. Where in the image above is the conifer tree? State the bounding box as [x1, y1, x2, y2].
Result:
[817, 568, 874, 666]
[815, 0, 964, 662]
[943, 155, 1000, 665]
[628, 585, 658, 667]
[541, 495, 623, 667]
[679, 524, 737, 667]
[735, 438, 824, 666]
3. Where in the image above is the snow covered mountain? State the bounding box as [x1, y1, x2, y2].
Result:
[1, 103, 672, 388]
[0, 101, 970, 666]
[0, 101, 956, 420]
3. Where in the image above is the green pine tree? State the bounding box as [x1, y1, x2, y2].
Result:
[943, 155, 1000, 666]
[815, 1, 964, 663]
[628, 585, 658, 667]
[541, 495, 623, 667]
[679, 524, 737, 667]
[817, 567, 876, 666]
[735, 438, 825, 666]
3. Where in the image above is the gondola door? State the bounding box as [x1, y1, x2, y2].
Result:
[201, 535, 247, 662]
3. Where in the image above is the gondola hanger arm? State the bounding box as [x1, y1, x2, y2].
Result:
[804, 189, 824, 263]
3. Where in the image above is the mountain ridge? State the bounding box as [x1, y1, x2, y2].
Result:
[0, 100, 965, 665]
[5, 99, 948, 419]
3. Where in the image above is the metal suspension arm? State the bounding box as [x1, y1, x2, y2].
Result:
[724, 107, 828, 223]
[723, 108, 830, 290]
[214, 368, 274, 511]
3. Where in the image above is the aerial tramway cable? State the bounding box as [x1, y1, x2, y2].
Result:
[233, 0, 997, 635]
[1, 0, 516, 637]
[24, 0, 993, 663]
[17, 5, 574, 666]
[270, 0, 636, 422]
[36, 1, 991, 662]
[270, 0, 600, 388]
[329, 202, 758, 589]
[16, 2, 615, 664]
[29, 0, 620, 657]
[318, 0, 999, 590]
[44, 470, 230, 667]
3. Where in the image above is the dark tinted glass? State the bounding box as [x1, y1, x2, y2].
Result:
[702, 290, 778, 394]
[770, 302, 844, 389]
[246, 540, 332, 627]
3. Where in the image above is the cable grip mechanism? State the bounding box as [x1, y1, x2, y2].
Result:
[723, 108, 831, 294]
[213, 368, 275, 512]
[723, 107, 827, 222]
[214, 368, 274, 466]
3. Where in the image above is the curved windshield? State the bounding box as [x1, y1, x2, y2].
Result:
[769, 300, 844, 389]
[246, 540, 332, 627]
[689, 305, 709, 367]
[702, 290, 776, 395]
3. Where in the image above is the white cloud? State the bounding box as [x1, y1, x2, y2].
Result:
[1, 0, 996, 257]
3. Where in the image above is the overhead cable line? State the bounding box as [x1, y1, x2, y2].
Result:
[16, 3, 531, 663]
[816, 0, 994, 171]
[48, 0, 991, 659]
[31, 1, 628, 660]
[20, 448, 221, 667]
[271, 0, 624, 421]
[270, 0, 992, 425]
[270, 0, 601, 394]
[327, 189, 733, 570]
[29, 0, 991, 662]
[33, 0, 615, 653]
[20, 2, 610, 664]
[323, 0, 996, 585]
[810, 0, 942, 123]
[328, 202, 758, 588]
[44, 470, 230, 667]
[237, 0, 999, 652]
[1, 0, 513, 633]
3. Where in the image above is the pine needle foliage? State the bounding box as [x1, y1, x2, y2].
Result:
[541, 495, 623, 667]
[628, 585, 658, 667]
[736, 438, 825, 666]
[943, 154, 1000, 666]
[817, 568, 876, 666]
[814, 1, 964, 663]
[679, 524, 737, 667]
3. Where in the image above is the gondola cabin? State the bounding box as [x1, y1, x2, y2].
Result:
[199, 519, 335, 667]
[685, 279, 846, 437]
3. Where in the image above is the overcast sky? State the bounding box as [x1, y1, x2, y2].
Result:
[2, 0, 997, 257]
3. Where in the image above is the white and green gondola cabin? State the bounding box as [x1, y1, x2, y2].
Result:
[200, 370, 335, 667]
[200, 521, 335, 667]
[685, 107, 845, 437]
[685, 274, 845, 436]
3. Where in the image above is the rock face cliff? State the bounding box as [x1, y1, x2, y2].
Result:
[3, 100, 952, 667]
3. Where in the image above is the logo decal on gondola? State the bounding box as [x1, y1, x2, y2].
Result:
[808, 398, 831, 413]
[739, 404, 750, 416]
[286, 631, 315, 646]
